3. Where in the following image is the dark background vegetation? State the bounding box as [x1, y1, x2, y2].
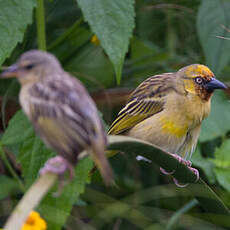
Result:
[0, 0, 230, 229]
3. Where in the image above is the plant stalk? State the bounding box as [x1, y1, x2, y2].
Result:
[36, 0, 46, 50]
[4, 173, 57, 230]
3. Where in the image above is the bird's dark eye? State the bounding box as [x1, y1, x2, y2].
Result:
[194, 77, 203, 85]
[24, 64, 35, 70]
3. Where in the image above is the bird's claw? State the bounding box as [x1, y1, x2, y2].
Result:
[40, 156, 69, 176]
[160, 167, 175, 175]
[172, 166, 199, 187]
[40, 156, 75, 196]
[173, 178, 189, 187]
[188, 166, 199, 182]
[169, 153, 192, 167]
[160, 153, 199, 187]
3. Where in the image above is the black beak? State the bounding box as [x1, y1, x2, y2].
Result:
[0, 64, 20, 78]
[205, 78, 227, 92]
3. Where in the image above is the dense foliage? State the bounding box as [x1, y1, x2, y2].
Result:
[0, 0, 230, 229]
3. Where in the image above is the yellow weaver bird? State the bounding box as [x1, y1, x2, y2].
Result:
[108, 64, 226, 185]
[1, 50, 113, 185]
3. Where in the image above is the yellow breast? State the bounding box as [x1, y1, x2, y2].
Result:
[159, 116, 188, 138]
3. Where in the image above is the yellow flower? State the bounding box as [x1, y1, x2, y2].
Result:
[21, 211, 47, 230]
[91, 35, 100, 45]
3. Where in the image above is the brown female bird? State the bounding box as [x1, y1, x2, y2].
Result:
[1, 50, 113, 185]
[108, 64, 226, 185]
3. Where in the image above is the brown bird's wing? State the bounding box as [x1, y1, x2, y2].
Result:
[108, 73, 176, 135]
[27, 75, 113, 184]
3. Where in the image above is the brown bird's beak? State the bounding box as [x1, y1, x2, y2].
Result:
[0, 64, 20, 78]
[205, 78, 227, 92]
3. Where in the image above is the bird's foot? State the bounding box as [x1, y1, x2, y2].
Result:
[172, 165, 199, 187]
[40, 156, 75, 196]
[40, 156, 68, 175]
[173, 178, 189, 187]
[160, 167, 175, 175]
[169, 153, 192, 167]
[160, 154, 191, 176]
[188, 166, 199, 182]
[160, 154, 199, 187]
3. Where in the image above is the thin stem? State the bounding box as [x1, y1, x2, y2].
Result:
[0, 144, 25, 192]
[166, 199, 198, 230]
[4, 173, 57, 230]
[36, 0, 46, 50]
[48, 18, 83, 50]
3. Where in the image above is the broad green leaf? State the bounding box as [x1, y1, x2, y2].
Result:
[0, 175, 18, 200]
[212, 140, 230, 192]
[214, 140, 230, 163]
[128, 37, 169, 84]
[77, 0, 135, 84]
[215, 168, 230, 193]
[200, 92, 230, 142]
[18, 135, 55, 188]
[39, 157, 93, 230]
[4, 111, 94, 230]
[108, 135, 230, 215]
[1, 110, 33, 146]
[0, 0, 36, 65]
[1, 109, 54, 187]
[191, 147, 216, 184]
[197, 0, 230, 74]
[65, 44, 115, 90]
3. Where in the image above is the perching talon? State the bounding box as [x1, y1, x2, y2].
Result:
[160, 167, 175, 175]
[172, 165, 199, 187]
[40, 156, 76, 196]
[188, 166, 200, 182]
[173, 178, 189, 188]
[40, 156, 75, 180]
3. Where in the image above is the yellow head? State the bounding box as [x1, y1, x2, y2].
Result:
[0, 50, 62, 84]
[177, 64, 226, 101]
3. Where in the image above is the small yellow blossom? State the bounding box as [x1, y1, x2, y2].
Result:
[91, 35, 100, 45]
[21, 211, 47, 230]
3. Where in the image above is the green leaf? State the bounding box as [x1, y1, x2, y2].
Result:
[197, 0, 230, 74]
[0, 110, 54, 187]
[108, 135, 230, 215]
[18, 135, 54, 188]
[200, 92, 230, 142]
[191, 147, 216, 184]
[77, 0, 135, 84]
[0, 175, 19, 200]
[212, 140, 230, 192]
[215, 168, 230, 193]
[1, 110, 34, 146]
[39, 158, 93, 230]
[0, 0, 36, 65]
[3, 111, 94, 230]
[214, 140, 230, 162]
[65, 44, 115, 89]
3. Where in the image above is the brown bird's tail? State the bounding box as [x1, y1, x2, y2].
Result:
[90, 143, 114, 186]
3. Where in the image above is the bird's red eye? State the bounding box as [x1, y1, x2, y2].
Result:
[195, 77, 203, 85]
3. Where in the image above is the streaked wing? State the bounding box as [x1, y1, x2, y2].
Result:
[36, 116, 89, 162]
[108, 73, 175, 135]
[27, 76, 103, 162]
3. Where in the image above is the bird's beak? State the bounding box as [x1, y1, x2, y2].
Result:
[0, 64, 20, 78]
[205, 78, 227, 92]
